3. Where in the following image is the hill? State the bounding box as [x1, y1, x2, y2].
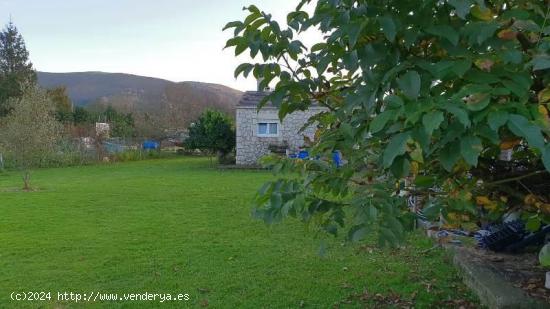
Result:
[37, 72, 243, 133]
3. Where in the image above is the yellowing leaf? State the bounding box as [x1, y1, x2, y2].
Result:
[471, 5, 493, 21]
[474, 59, 494, 71]
[476, 196, 491, 205]
[524, 194, 538, 205]
[476, 196, 498, 211]
[447, 212, 460, 221]
[497, 29, 517, 40]
[538, 87, 550, 103]
[538, 105, 549, 118]
[499, 139, 521, 150]
[410, 161, 419, 176]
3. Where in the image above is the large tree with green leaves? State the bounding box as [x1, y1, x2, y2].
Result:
[0, 87, 61, 190]
[225, 0, 550, 246]
[104, 105, 135, 138]
[185, 109, 236, 163]
[0, 21, 36, 116]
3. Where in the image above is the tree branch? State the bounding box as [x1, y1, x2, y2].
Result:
[483, 170, 548, 187]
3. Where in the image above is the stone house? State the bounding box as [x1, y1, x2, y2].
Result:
[236, 91, 327, 165]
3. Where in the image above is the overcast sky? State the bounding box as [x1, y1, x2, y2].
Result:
[0, 0, 315, 91]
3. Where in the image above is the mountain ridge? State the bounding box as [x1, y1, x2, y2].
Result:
[36, 71, 244, 132]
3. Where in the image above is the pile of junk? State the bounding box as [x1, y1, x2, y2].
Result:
[409, 161, 550, 255]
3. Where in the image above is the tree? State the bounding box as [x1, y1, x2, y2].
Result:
[0, 87, 61, 190]
[0, 21, 36, 116]
[225, 1, 550, 246]
[185, 109, 235, 163]
[73, 106, 92, 124]
[47, 86, 73, 123]
[104, 105, 135, 138]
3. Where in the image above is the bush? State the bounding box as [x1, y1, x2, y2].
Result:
[185, 109, 235, 160]
[112, 149, 163, 162]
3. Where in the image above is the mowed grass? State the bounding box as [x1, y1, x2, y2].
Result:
[0, 157, 478, 308]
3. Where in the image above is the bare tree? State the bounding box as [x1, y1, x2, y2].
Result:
[0, 87, 61, 190]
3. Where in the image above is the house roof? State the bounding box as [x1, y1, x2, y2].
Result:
[237, 91, 324, 109]
[237, 91, 273, 107]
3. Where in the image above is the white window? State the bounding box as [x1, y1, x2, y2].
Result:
[257, 122, 279, 137]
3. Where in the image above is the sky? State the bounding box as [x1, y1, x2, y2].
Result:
[0, 0, 317, 91]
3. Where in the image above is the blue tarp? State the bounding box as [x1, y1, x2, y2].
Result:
[143, 140, 159, 150]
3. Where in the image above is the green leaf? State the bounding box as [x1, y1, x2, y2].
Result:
[465, 93, 490, 111]
[234, 63, 253, 78]
[487, 110, 508, 131]
[397, 71, 421, 99]
[244, 11, 261, 26]
[387, 216, 404, 238]
[311, 43, 326, 52]
[422, 111, 444, 135]
[415, 175, 435, 188]
[531, 55, 550, 71]
[281, 200, 293, 216]
[235, 42, 248, 56]
[501, 80, 528, 98]
[385, 95, 404, 108]
[370, 110, 394, 134]
[390, 156, 410, 178]
[349, 225, 368, 242]
[526, 216, 541, 232]
[440, 140, 461, 171]
[379, 227, 399, 247]
[448, 0, 473, 19]
[247, 4, 260, 14]
[417, 60, 455, 79]
[422, 200, 442, 220]
[383, 132, 410, 168]
[451, 59, 472, 77]
[525, 216, 541, 232]
[348, 21, 364, 48]
[460, 135, 483, 166]
[270, 192, 282, 209]
[501, 50, 522, 64]
[444, 105, 470, 128]
[507, 114, 545, 151]
[379, 16, 396, 42]
[463, 21, 499, 45]
[425, 25, 459, 46]
[223, 21, 243, 31]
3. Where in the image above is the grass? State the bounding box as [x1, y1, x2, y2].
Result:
[0, 157, 479, 308]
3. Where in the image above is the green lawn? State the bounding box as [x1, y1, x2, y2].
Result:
[0, 157, 478, 308]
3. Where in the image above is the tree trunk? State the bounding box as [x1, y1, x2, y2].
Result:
[22, 171, 31, 191]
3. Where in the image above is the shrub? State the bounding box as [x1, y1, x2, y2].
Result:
[226, 1, 550, 246]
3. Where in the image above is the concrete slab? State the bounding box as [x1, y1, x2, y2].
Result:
[450, 246, 549, 309]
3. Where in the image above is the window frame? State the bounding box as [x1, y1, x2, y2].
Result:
[256, 121, 279, 137]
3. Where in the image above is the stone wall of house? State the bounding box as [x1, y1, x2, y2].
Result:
[236, 106, 326, 165]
